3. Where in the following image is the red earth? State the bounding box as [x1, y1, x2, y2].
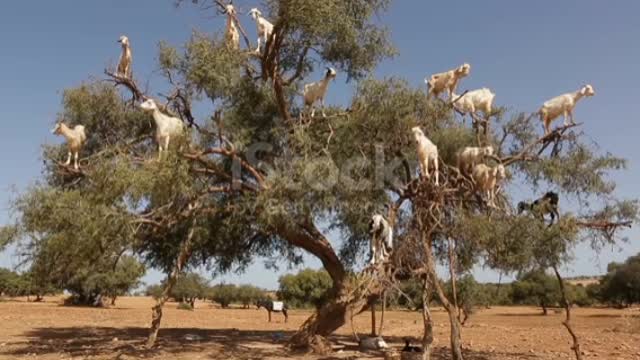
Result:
[0, 296, 638, 359]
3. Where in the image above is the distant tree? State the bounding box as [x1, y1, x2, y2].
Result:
[567, 284, 594, 307]
[209, 283, 237, 308]
[444, 275, 482, 324]
[585, 282, 603, 303]
[172, 273, 209, 308]
[0, 268, 24, 297]
[395, 278, 423, 310]
[145, 284, 164, 300]
[511, 270, 562, 315]
[599, 253, 640, 307]
[474, 283, 513, 307]
[236, 284, 265, 309]
[20, 271, 60, 301]
[61, 255, 145, 306]
[278, 269, 333, 309]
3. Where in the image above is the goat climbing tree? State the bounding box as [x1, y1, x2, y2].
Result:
[2, 1, 637, 359]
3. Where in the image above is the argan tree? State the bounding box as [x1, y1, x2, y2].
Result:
[1, 1, 637, 359]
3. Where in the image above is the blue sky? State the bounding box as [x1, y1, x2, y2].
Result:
[1, 1, 639, 289]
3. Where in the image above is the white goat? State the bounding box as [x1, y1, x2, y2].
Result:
[51, 122, 87, 170]
[368, 214, 393, 265]
[248, 8, 273, 53]
[452, 88, 495, 116]
[117, 35, 132, 78]
[412, 126, 439, 185]
[425, 63, 471, 101]
[302, 67, 337, 118]
[457, 146, 494, 174]
[472, 163, 506, 206]
[225, 5, 240, 50]
[539, 84, 595, 135]
[139, 98, 185, 158]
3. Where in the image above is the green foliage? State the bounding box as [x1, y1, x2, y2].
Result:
[568, 284, 594, 307]
[277, 269, 333, 309]
[62, 255, 145, 306]
[209, 283, 238, 308]
[236, 284, 265, 308]
[394, 278, 423, 310]
[445, 275, 482, 316]
[177, 301, 195, 311]
[511, 270, 562, 314]
[0, 268, 60, 299]
[266, 0, 396, 80]
[172, 272, 209, 306]
[481, 283, 513, 306]
[145, 284, 164, 300]
[597, 253, 640, 306]
[0, 268, 28, 297]
[0, 226, 18, 252]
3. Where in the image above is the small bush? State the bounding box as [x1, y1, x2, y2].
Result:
[177, 302, 194, 311]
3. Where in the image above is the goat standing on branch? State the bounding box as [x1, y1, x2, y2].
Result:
[302, 67, 337, 119]
[473, 163, 506, 207]
[224, 4, 240, 50]
[51, 122, 87, 170]
[452, 87, 495, 117]
[139, 98, 185, 158]
[369, 214, 393, 265]
[248, 8, 273, 53]
[116, 35, 132, 79]
[456, 145, 494, 175]
[539, 84, 595, 135]
[518, 191, 560, 226]
[412, 126, 439, 186]
[426, 63, 471, 101]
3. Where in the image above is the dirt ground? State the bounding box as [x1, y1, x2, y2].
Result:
[0, 297, 638, 360]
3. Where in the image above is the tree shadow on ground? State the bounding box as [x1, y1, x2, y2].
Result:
[494, 312, 555, 317]
[585, 313, 639, 318]
[2, 327, 536, 359]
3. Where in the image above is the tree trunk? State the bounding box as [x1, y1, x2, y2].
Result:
[493, 271, 503, 307]
[280, 220, 383, 351]
[111, 296, 117, 306]
[552, 265, 583, 360]
[421, 276, 434, 360]
[541, 302, 548, 315]
[447, 237, 460, 323]
[378, 291, 386, 336]
[146, 221, 196, 348]
[422, 234, 464, 360]
[370, 301, 377, 336]
[461, 308, 469, 326]
[289, 286, 378, 351]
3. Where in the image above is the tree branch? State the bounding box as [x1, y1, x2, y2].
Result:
[284, 46, 310, 86]
[501, 123, 582, 166]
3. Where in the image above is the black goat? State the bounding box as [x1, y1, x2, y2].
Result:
[401, 337, 423, 353]
[517, 191, 560, 226]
